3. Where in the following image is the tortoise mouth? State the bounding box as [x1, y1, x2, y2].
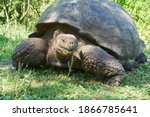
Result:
[56, 46, 76, 57]
[60, 45, 77, 51]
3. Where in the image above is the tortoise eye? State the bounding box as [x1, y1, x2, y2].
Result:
[62, 39, 65, 43]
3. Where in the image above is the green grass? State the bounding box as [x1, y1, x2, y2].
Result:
[0, 23, 30, 61]
[0, 0, 150, 100]
[0, 65, 150, 100]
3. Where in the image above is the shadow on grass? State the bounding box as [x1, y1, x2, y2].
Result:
[26, 64, 150, 88]
[122, 63, 150, 87]
[0, 66, 113, 100]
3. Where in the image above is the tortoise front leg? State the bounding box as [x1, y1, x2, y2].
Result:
[12, 38, 48, 69]
[78, 45, 125, 86]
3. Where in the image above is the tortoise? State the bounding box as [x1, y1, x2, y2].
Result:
[12, 0, 147, 86]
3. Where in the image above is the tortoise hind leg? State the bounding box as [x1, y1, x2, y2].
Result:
[122, 52, 148, 71]
[135, 52, 147, 64]
[79, 45, 125, 86]
[12, 38, 48, 69]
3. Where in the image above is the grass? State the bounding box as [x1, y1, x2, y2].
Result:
[0, 23, 30, 61]
[0, 1, 150, 100]
[0, 65, 150, 100]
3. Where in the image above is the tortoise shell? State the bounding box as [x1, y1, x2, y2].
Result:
[29, 0, 141, 61]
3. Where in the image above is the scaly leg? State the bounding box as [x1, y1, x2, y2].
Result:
[79, 45, 125, 86]
[12, 38, 48, 69]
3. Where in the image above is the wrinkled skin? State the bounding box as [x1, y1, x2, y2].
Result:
[12, 38, 47, 69]
[12, 30, 78, 68]
[77, 45, 125, 86]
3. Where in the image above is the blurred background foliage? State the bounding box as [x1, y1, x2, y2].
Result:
[112, 0, 150, 40]
[0, 0, 55, 29]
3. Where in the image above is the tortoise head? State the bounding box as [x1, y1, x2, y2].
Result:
[54, 30, 78, 58]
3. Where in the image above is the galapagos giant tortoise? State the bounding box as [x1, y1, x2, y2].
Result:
[12, 0, 147, 86]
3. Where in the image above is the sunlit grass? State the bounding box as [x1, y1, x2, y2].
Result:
[0, 23, 30, 61]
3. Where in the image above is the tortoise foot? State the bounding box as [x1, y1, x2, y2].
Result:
[79, 45, 125, 86]
[105, 75, 124, 86]
[12, 38, 48, 69]
[135, 52, 147, 64]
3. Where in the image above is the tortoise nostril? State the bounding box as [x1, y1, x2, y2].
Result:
[70, 42, 74, 45]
